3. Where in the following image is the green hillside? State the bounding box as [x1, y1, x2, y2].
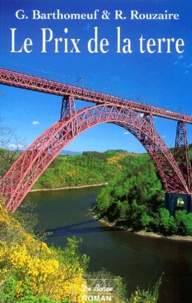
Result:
[32, 150, 142, 190]
[1, 148, 192, 237]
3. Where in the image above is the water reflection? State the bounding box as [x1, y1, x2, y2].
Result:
[46, 219, 118, 237]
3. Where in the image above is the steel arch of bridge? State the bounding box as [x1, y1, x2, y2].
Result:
[0, 103, 190, 212]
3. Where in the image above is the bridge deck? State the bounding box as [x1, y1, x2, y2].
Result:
[1, 67, 192, 123]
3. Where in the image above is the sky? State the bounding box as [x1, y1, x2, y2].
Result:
[1, 0, 192, 153]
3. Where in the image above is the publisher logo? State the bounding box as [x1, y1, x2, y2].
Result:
[81, 278, 119, 302]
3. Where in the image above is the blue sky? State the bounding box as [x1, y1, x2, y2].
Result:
[1, 0, 192, 153]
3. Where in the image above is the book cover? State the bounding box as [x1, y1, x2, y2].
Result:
[0, 1, 192, 303]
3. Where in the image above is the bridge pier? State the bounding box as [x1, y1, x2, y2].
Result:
[165, 193, 192, 215]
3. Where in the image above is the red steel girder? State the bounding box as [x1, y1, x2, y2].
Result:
[60, 96, 76, 121]
[174, 121, 192, 190]
[1, 68, 192, 123]
[0, 104, 189, 212]
[116, 114, 189, 194]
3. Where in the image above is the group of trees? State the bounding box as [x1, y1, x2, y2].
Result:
[95, 154, 192, 237]
[32, 150, 132, 190]
[0, 120, 25, 178]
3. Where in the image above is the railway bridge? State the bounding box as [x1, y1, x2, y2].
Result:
[0, 68, 192, 214]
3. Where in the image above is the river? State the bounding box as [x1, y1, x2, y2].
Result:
[23, 186, 192, 303]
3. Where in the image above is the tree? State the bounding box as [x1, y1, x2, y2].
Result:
[0, 119, 25, 177]
[175, 210, 192, 236]
[158, 209, 177, 236]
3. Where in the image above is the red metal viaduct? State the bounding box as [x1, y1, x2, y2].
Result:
[0, 68, 192, 214]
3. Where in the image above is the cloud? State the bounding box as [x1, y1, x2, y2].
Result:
[174, 55, 192, 74]
[123, 131, 130, 135]
[33, 121, 40, 125]
[174, 55, 184, 65]
[8, 143, 24, 149]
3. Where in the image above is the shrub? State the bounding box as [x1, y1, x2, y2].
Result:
[0, 204, 88, 302]
[128, 276, 162, 303]
[175, 210, 192, 236]
[158, 209, 177, 236]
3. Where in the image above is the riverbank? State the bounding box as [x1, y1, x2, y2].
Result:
[30, 185, 192, 242]
[135, 230, 192, 242]
[96, 216, 192, 242]
[30, 182, 108, 192]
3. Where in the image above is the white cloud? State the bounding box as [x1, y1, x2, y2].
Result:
[123, 131, 130, 135]
[33, 121, 40, 125]
[174, 55, 191, 74]
[8, 143, 24, 149]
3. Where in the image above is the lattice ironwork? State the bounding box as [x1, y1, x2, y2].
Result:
[0, 104, 190, 212]
[60, 96, 76, 121]
[1, 68, 192, 123]
[174, 121, 192, 190]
